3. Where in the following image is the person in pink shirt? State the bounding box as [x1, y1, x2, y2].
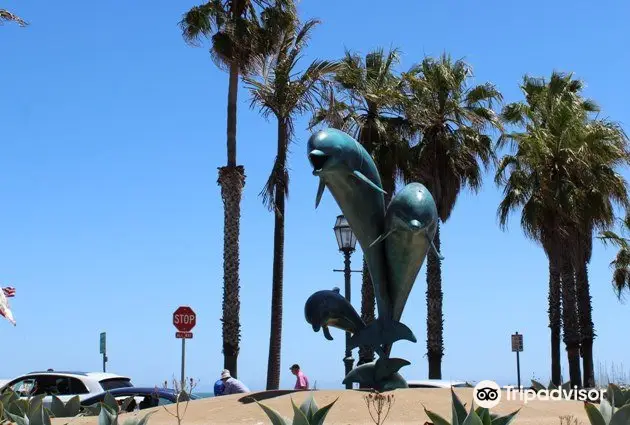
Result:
[290, 364, 309, 390]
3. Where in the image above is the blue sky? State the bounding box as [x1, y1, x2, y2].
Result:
[1, 0, 629, 391]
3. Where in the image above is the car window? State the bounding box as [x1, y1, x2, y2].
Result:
[65, 377, 89, 395]
[8, 378, 36, 396]
[99, 378, 133, 391]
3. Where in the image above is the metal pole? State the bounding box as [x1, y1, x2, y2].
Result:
[516, 332, 521, 389]
[181, 339, 186, 391]
[102, 354, 106, 373]
[343, 250, 354, 389]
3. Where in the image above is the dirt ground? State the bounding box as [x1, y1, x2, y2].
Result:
[52, 388, 590, 425]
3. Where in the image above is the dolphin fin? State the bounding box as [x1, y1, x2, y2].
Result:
[428, 236, 444, 260]
[374, 357, 411, 382]
[348, 318, 416, 350]
[352, 170, 387, 194]
[369, 229, 395, 248]
[315, 179, 326, 208]
[322, 325, 333, 341]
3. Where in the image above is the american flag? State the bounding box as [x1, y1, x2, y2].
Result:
[2, 287, 15, 298]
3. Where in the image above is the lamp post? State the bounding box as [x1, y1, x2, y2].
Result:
[332, 215, 359, 389]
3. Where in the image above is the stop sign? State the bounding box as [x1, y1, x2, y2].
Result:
[173, 306, 196, 332]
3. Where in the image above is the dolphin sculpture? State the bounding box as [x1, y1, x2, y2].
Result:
[307, 128, 415, 349]
[369, 183, 443, 321]
[342, 358, 410, 391]
[304, 287, 366, 340]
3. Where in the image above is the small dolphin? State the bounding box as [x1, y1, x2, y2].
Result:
[342, 358, 410, 391]
[307, 128, 391, 319]
[369, 183, 442, 321]
[304, 288, 365, 340]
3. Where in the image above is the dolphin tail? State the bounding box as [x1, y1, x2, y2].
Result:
[351, 170, 387, 194]
[348, 317, 416, 351]
[315, 179, 326, 208]
[374, 357, 410, 382]
[428, 236, 444, 260]
[369, 229, 395, 248]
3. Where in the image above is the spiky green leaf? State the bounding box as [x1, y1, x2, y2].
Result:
[311, 398, 338, 425]
[462, 407, 484, 425]
[424, 407, 451, 425]
[531, 380, 546, 392]
[490, 409, 520, 425]
[255, 401, 289, 425]
[291, 398, 310, 425]
[103, 393, 119, 413]
[584, 402, 607, 425]
[451, 388, 467, 425]
[610, 404, 630, 425]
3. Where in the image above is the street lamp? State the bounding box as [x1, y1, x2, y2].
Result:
[333, 215, 358, 389]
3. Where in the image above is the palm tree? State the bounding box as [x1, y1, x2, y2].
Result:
[179, 0, 292, 379]
[309, 47, 410, 365]
[1, 9, 27, 26]
[570, 119, 629, 387]
[497, 71, 629, 387]
[244, 11, 339, 390]
[600, 213, 630, 297]
[402, 54, 502, 379]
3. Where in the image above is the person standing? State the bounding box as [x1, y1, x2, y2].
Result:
[290, 364, 309, 390]
[219, 369, 250, 395]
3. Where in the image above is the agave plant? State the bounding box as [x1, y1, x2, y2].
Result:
[49, 395, 82, 418]
[531, 379, 571, 393]
[604, 384, 630, 408]
[97, 404, 154, 425]
[82, 392, 137, 417]
[1, 393, 51, 425]
[424, 388, 520, 425]
[256, 392, 338, 425]
[584, 398, 630, 424]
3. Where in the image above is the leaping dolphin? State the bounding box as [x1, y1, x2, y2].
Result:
[370, 183, 442, 321]
[304, 287, 366, 340]
[307, 128, 416, 349]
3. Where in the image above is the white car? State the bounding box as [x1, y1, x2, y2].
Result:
[407, 379, 472, 388]
[0, 370, 133, 408]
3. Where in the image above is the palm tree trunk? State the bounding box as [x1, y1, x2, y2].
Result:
[561, 248, 582, 388]
[576, 260, 595, 387]
[548, 253, 562, 386]
[265, 119, 288, 390]
[218, 165, 245, 378]
[227, 63, 238, 167]
[426, 223, 443, 379]
[218, 62, 245, 378]
[358, 258, 375, 366]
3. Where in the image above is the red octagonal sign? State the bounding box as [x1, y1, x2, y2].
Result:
[173, 306, 196, 332]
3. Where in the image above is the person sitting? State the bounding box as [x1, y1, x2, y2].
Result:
[219, 369, 250, 395]
[213, 379, 225, 397]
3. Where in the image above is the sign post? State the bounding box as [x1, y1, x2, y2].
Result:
[511, 332, 523, 389]
[99, 332, 107, 373]
[173, 306, 196, 390]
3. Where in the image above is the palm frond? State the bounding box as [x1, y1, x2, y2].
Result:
[0, 9, 27, 26]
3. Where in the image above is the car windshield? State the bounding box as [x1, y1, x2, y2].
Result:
[99, 378, 133, 391]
